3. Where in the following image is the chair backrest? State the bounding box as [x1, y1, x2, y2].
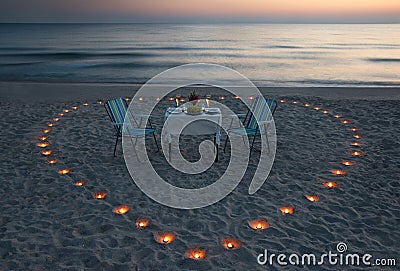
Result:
[246, 97, 277, 130]
[105, 98, 128, 134]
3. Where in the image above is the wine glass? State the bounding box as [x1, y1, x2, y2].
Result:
[175, 94, 181, 107]
[205, 94, 211, 108]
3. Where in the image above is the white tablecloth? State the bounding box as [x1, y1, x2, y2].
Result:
[164, 108, 222, 144]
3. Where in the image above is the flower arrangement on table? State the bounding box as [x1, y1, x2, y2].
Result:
[188, 90, 200, 105]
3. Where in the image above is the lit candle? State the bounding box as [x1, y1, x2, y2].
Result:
[41, 150, 52, 156]
[124, 97, 131, 102]
[292, 101, 299, 104]
[63, 109, 70, 113]
[248, 96, 254, 100]
[154, 231, 176, 244]
[279, 206, 294, 215]
[74, 180, 86, 186]
[186, 247, 206, 260]
[47, 123, 54, 127]
[314, 107, 321, 111]
[53, 117, 60, 122]
[93, 191, 107, 199]
[47, 159, 57, 164]
[112, 205, 129, 214]
[38, 136, 47, 141]
[233, 95, 240, 99]
[37, 142, 49, 148]
[279, 99, 286, 103]
[83, 102, 89, 106]
[168, 97, 175, 101]
[350, 142, 362, 147]
[353, 134, 362, 139]
[71, 106, 78, 110]
[138, 97, 144, 101]
[58, 113, 64, 117]
[341, 120, 351, 124]
[334, 114, 342, 118]
[97, 100, 104, 104]
[351, 151, 363, 157]
[58, 168, 70, 175]
[220, 96, 226, 100]
[322, 110, 329, 114]
[342, 160, 355, 166]
[135, 217, 150, 229]
[350, 127, 359, 132]
[221, 238, 241, 250]
[42, 129, 50, 133]
[304, 103, 311, 107]
[323, 181, 337, 188]
[330, 169, 346, 176]
[305, 195, 319, 202]
[248, 218, 269, 230]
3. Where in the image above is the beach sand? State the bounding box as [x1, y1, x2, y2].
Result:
[0, 82, 399, 270]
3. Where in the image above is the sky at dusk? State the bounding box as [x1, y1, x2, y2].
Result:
[0, 0, 399, 23]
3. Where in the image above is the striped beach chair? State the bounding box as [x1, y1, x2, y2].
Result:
[104, 98, 159, 156]
[224, 96, 277, 154]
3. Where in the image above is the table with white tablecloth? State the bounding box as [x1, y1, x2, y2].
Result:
[164, 107, 222, 161]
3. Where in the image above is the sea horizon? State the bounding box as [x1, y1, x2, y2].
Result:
[0, 23, 399, 87]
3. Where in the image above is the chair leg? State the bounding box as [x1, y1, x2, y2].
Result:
[250, 134, 257, 155]
[223, 133, 229, 153]
[152, 132, 160, 152]
[113, 134, 120, 157]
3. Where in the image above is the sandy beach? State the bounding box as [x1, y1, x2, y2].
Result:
[0, 82, 398, 270]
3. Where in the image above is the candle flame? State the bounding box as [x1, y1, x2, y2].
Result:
[138, 97, 144, 101]
[341, 120, 351, 124]
[323, 181, 337, 188]
[47, 159, 57, 164]
[74, 180, 86, 186]
[353, 134, 362, 139]
[38, 136, 47, 141]
[342, 160, 355, 166]
[37, 142, 49, 148]
[186, 247, 206, 260]
[314, 107, 321, 111]
[304, 103, 311, 107]
[279, 99, 286, 103]
[330, 169, 346, 176]
[279, 206, 294, 215]
[350, 127, 359, 131]
[351, 150, 363, 156]
[58, 113, 64, 117]
[334, 114, 342, 118]
[71, 106, 78, 110]
[42, 129, 50, 133]
[113, 205, 129, 214]
[53, 117, 60, 122]
[47, 123, 54, 127]
[58, 168, 70, 175]
[248, 218, 269, 230]
[305, 195, 319, 202]
[83, 102, 89, 106]
[351, 142, 362, 147]
[292, 101, 299, 104]
[135, 217, 150, 229]
[154, 231, 176, 244]
[93, 191, 107, 199]
[41, 150, 52, 156]
[221, 238, 241, 250]
[63, 109, 70, 113]
[322, 110, 329, 114]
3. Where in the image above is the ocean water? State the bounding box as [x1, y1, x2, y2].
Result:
[0, 23, 399, 86]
